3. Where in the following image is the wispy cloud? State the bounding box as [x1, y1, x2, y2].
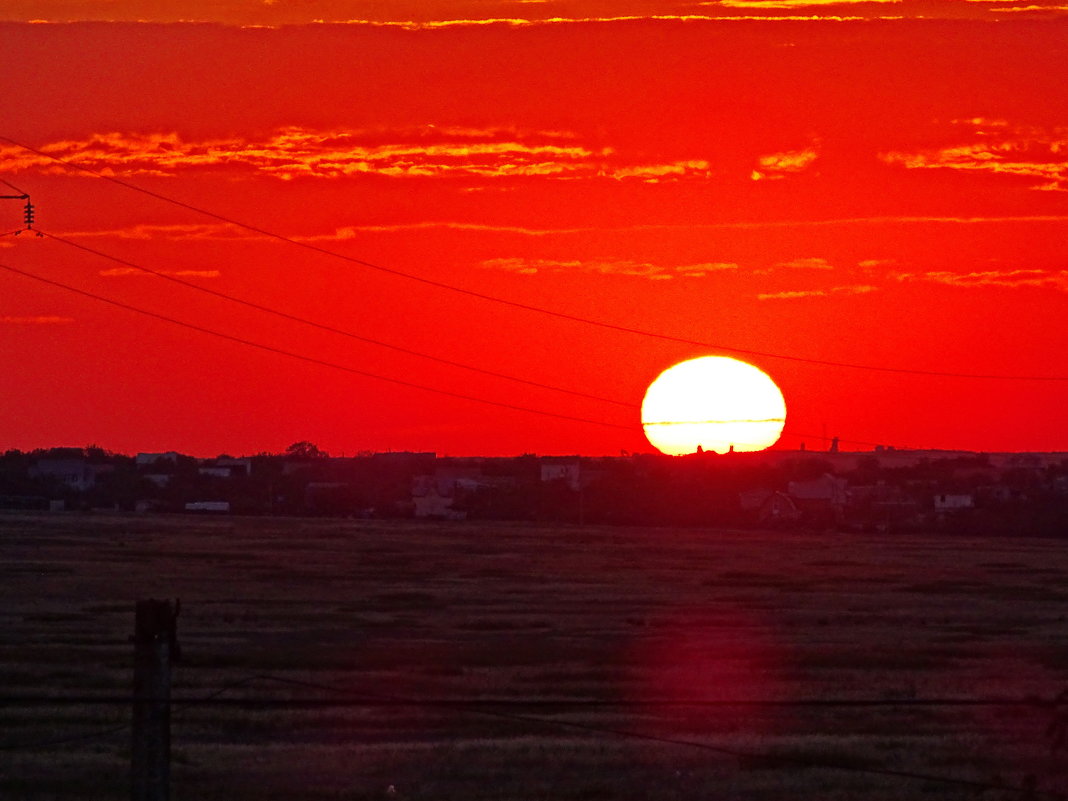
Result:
[858, 258, 896, 269]
[758, 284, 877, 300]
[0, 127, 714, 183]
[880, 120, 1068, 191]
[893, 268, 1068, 291]
[761, 262, 1068, 300]
[480, 257, 738, 279]
[990, 5, 1068, 12]
[13, 0, 1060, 25]
[321, 14, 883, 29]
[702, 0, 1066, 14]
[751, 146, 818, 180]
[707, 0, 900, 7]
[59, 223, 250, 241]
[776, 256, 834, 270]
[962, 0, 1068, 11]
[50, 213, 1068, 248]
[0, 315, 74, 324]
[757, 289, 826, 300]
[312, 222, 585, 238]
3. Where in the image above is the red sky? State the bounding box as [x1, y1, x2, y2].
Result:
[1, 1, 1067, 456]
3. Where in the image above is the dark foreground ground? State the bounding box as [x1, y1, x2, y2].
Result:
[1, 512, 1066, 800]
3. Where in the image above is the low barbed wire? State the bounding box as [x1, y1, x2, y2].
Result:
[2, 671, 1063, 797]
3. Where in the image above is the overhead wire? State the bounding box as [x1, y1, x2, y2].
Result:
[33, 230, 902, 448]
[1, 247, 916, 448]
[0, 674, 266, 753]
[0, 719, 128, 753]
[2, 241, 933, 449]
[3, 693, 1066, 709]
[0, 175, 29, 196]
[0, 259, 633, 431]
[37, 230, 633, 409]
[2, 134, 1066, 383]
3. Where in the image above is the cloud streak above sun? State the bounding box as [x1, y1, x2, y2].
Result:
[705, 0, 900, 7]
[5, 0, 1066, 23]
[0, 127, 713, 183]
[480, 257, 739, 279]
[758, 284, 877, 300]
[893, 268, 1068, 292]
[751, 147, 819, 181]
[880, 120, 1068, 191]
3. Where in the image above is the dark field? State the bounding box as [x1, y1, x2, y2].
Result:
[2, 513, 1067, 800]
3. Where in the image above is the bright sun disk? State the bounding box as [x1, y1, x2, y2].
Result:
[641, 356, 786, 455]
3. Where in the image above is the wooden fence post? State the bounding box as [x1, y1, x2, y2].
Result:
[131, 599, 179, 801]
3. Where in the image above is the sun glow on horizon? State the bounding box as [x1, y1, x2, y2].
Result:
[641, 356, 787, 455]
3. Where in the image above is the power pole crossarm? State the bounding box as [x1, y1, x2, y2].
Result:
[1, 193, 35, 231]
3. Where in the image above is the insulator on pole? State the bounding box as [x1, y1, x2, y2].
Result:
[24, 200, 34, 227]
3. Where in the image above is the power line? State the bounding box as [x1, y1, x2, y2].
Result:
[28, 230, 903, 449]
[3, 694, 1065, 709]
[4, 250, 952, 452]
[2, 134, 1066, 383]
[0, 720, 128, 753]
[0, 675, 265, 753]
[0, 259, 633, 431]
[238, 673, 1068, 800]
[37, 230, 633, 409]
[0, 176, 29, 196]
[0, 254, 932, 450]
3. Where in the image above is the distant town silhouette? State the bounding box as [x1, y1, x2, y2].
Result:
[4, 443, 1066, 536]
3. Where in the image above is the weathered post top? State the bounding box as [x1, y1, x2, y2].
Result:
[133, 599, 180, 657]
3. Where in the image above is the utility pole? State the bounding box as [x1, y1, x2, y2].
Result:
[575, 462, 585, 526]
[131, 599, 179, 801]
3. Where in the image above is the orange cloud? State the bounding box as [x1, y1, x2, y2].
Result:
[0, 13, 911, 26]
[751, 146, 818, 180]
[962, 1, 1068, 11]
[60, 223, 249, 241]
[480, 257, 738, 279]
[53, 213, 1068, 247]
[314, 222, 591, 238]
[858, 258, 896, 269]
[324, 15, 856, 29]
[758, 284, 876, 300]
[776, 256, 834, 270]
[0, 127, 715, 183]
[994, 6, 1068, 12]
[709, 0, 900, 7]
[880, 120, 1068, 191]
[893, 268, 1068, 291]
[7, 1, 1053, 24]
[757, 289, 826, 299]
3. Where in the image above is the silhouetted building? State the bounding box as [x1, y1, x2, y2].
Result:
[30, 458, 111, 492]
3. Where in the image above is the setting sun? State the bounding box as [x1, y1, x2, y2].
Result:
[641, 356, 787, 455]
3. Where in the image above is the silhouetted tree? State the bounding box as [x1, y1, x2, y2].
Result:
[285, 441, 329, 460]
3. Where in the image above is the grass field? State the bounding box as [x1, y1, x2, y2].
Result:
[2, 512, 1067, 799]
